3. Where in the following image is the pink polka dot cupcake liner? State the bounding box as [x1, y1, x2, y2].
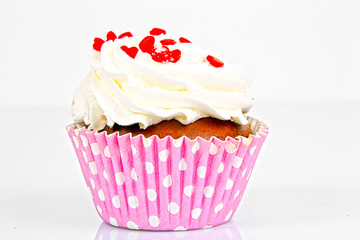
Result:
[66, 117, 268, 231]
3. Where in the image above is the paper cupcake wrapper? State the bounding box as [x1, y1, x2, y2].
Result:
[66, 116, 268, 231]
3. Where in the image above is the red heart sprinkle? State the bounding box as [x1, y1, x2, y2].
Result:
[160, 39, 177, 45]
[151, 46, 170, 63]
[93, 37, 105, 51]
[139, 36, 155, 53]
[118, 32, 133, 39]
[150, 28, 166, 36]
[169, 49, 181, 63]
[151, 52, 165, 62]
[120, 46, 138, 59]
[106, 31, 117, 41]
[206, 55, 224, 68]
[179, 37, 191, 43]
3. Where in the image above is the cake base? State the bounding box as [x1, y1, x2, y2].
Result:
[101, 118, 252, 140]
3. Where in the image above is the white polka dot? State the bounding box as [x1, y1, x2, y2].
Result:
[209, 143, 217, 155]
[103, 170, 108, 181]
[147, 189, 157, 201]
[115, 172, 125, 185]
[225, 141, 237, 153]
[162, 175, 172, 188]
[127, 221, 139, 229]
[109, 217, 118, 226]
[174, 226, 186, 231]
[203, 225, 212, 229]
[146, 162, 154, 174]
[215, 203, 223, 213]
[217, 162, 224, 173]
[191, 141, 200, 153]
[112, 195, 120, 208]
[233, 156, 243, 168]
[203, 186, 214, 198]
[225, 179, 234, 190]
[168, 202, 180, 214]
[225, 227, 234, 239]
[159, 150, 169, 162]
[250, 146, 257, 155]
[90, 178, 95, 189]
[247, 169, 253, 180]
[131, 168, 138, 181]
[97, 205, 102, 215]
[197, 166, 206, 178]
[173, 137, 183, 148]
[98, 189, 105, 201]
[242, 168, 247, 178]
[90, 143, 100, 155]
[225, 210, 233, 221]
[179, 158, 187, 171]
[80, 135, 88, 147]
[131, 145, 137, 155]
[104, 146, 111, 158]
[191, 208, 202, 219]
[128, 196, 139, 209]
[149, 216, 160, 227]
[184, 185, 194, 197]
[82, 151, 88, 163]
[234, 190, 240, 199]
[89, 162, 98, 174]
[143, 138, 152, 148]
[73, 136, 79, 148]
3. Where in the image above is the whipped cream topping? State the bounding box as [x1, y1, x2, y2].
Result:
[72, 30, 253, 130]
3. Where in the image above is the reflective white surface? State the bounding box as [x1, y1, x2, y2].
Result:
[95, 221, 242, 240]
[0, 102, 359, 239]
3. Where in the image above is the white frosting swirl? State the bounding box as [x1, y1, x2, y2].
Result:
[72, 32, 253, 130]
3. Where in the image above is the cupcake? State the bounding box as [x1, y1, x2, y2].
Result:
[67, 28, 268, 231]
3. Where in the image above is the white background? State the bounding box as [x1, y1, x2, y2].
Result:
[1, 0, 359, 106]
[0, 0, 359, 239]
